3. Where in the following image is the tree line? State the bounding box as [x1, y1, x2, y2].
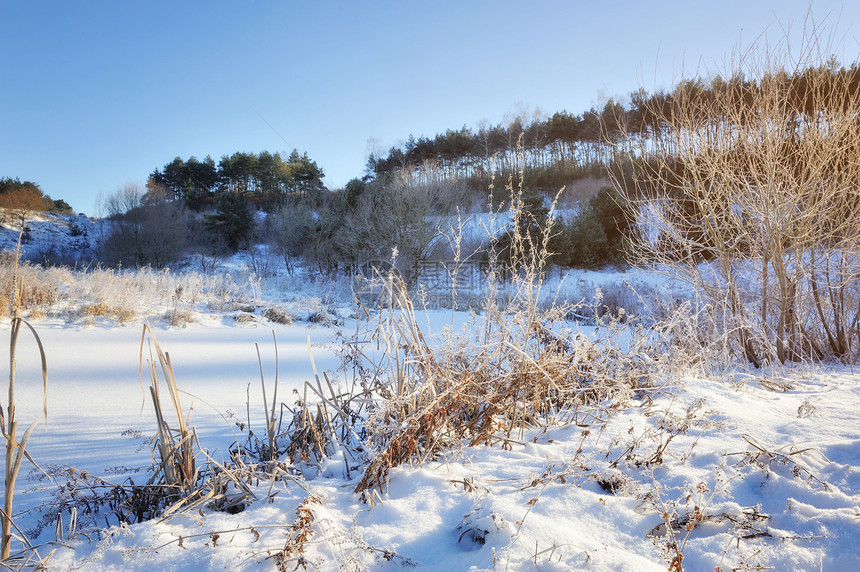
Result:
[148, 150, 325, 209]
[368, 110, 612, 186]
[103, 54, 860, 288]
[369, 60, 860, 191]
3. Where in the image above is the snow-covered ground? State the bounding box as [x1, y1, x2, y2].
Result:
[11, 312, 860, 571]
[0, 213, 857, 571]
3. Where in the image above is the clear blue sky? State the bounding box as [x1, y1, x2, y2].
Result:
[2, 1, 858, 213]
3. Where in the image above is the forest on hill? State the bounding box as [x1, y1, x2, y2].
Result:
[368, 60, 860, 192]
[7, 59, 860, 285]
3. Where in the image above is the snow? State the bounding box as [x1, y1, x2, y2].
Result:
[12, 315, 859, 571]
[0, 214, 858, 571]
[0, 212, 100, 261]
[29, 350, 860, 571]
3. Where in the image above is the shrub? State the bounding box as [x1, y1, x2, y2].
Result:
[340, 173, 445, 275]
[186, 215, 230, 273]
[98, 184, 190, 268]
[557, 184, 629, 269]
[263, 307, 295, 324]
[561, 210, 609, 268]
[267, 203, 316, 276]
[163, 306, 194, 327]
[613, 25, 860, 365]
[492, 187, 558, 268]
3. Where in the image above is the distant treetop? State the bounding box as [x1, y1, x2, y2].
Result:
[0, 177, 73, 213]
[148, 150, 326, 209]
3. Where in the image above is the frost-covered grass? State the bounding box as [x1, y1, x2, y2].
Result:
[0, 255, 353, 328]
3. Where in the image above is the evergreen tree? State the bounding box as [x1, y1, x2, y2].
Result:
[204, 192, 253, 251]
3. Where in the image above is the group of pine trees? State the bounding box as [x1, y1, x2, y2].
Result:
[148, 150, 325, 209]
[369, 61, 860, 190]
[368, 110, 611, 187]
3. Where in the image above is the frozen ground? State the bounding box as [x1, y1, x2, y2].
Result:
[0, 215, 857, 571]
[1, 303, 856, 571]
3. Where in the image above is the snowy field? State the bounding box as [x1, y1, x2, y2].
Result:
[0, 220, 857, 571]
[6, 319, 857, 570]
[2, 286, 856, 571]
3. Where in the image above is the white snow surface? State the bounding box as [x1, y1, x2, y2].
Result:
[0, 214, 856, 571]
[0, 211, 100, 261]
[6, 308, 857, 571]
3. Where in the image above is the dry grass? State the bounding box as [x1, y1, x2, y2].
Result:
[348, 273, 654, 496]
[269, 496, 318, 570]
[74, 303, 136, 325]
[283, 158, 672, 500]
[0, 257, 259, 325]
[1, 223, 51, 568]
[263, 307, 295, 325]
[139, 323, 197, 493]
[162, 307, 194, 328]
[0, 254, 58, 320]
[255, 332, 283, 463]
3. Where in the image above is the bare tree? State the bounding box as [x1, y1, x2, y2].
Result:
[186, 215, 228, 273]
[98, 184, 190, 268]
[613, 20, 860, 365]
[341, 171, 445, 279]
[267, 203, 315, 276]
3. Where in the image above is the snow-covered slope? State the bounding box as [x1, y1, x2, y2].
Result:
[0, 210, 100, 262]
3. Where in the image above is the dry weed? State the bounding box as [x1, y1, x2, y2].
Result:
[280, 155, 666, 497]
[263, 307, 296, 325]
[163, 307, 194, 328]
[349, 272, 654, 495]
[0, 255, 58, 319]
[269, 496, 319, 570]
[1, 222, 50, 566]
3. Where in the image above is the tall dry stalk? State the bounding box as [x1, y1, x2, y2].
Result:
[255, 331, 281, 462]
[1, 217, 48, 560]
[341, 159, 653, 496]
[139, 323, 196, 491]
[612, 17, 860, 365]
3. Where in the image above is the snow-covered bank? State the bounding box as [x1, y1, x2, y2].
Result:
[31, 332, 860, 570]
[6, 297, 856, 571]
[0, 220, 856, 570]
[10, 318, 341, 556]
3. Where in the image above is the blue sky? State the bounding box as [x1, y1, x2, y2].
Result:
[2, 1, 858, 212]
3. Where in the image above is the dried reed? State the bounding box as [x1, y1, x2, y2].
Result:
[1, 218, 50, 566]
[139, 323, 196, 492]
[281, 156, 658, 497]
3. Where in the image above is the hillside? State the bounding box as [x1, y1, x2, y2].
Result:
[0, 210, 100, 263]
